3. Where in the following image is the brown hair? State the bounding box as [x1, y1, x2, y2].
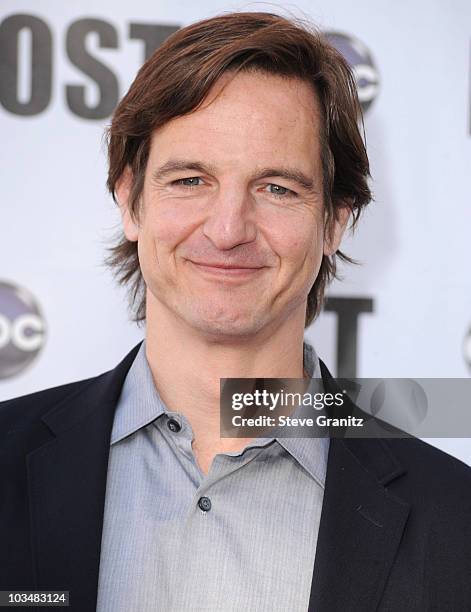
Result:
[106, 11, 372, 327]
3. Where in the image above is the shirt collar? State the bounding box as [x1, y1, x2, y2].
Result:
[110, 338, 329, 486]
[110, 340, 166, 445]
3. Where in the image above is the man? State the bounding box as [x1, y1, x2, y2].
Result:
[1, 12, 470, 612]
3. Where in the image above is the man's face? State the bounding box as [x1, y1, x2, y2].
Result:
[118, 71, 348, 338]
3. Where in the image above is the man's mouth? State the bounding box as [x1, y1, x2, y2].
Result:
[188, 260, 266, 277]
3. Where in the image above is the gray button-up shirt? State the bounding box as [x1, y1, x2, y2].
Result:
[96, 340, 329, 612]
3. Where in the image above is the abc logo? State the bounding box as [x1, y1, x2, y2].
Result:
[0, 281, 46, 379]
[325, 31, 380, 112]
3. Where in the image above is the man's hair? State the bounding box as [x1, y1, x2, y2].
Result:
[106, 11, 372, 327]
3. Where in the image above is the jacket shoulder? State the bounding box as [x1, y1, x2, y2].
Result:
[0, 375, 100, 432]
[384, 437, 471, 507]
[0, 342, 141, 449]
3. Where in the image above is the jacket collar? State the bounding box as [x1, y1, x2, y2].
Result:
[27, 342, 142, 610]
[27, 343, 409, 612]
[40, 342, 142, 437]
[308, 360, 410, 611]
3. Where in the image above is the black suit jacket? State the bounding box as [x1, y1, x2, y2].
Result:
[1, 343, 471, 611]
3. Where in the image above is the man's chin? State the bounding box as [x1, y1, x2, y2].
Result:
[184, 311, 268, 341]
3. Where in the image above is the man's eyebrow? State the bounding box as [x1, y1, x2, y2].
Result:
[152, 159, 317, 191]
[152, 160, 217, 181]
[252, 167, 316, 191]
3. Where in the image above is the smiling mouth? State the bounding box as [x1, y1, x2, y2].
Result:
[188, 260, 266, 277]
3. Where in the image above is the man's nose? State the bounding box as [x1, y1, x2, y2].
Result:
[202, 187, 257, 250]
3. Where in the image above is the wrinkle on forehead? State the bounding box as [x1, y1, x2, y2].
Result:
[158, 72, 319, 141]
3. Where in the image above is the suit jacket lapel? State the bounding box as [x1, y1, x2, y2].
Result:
[309, 361, 411, 611]
[26, 343, 141, 612]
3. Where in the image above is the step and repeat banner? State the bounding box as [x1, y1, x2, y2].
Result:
[1, 1, 470, 462]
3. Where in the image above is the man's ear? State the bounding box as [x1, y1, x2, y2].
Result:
[323, 200, 352, 257]
[115, 166, 139, 242]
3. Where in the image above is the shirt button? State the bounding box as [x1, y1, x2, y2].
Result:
[198, 496, 212, 512]
[167, 418, 181, 433]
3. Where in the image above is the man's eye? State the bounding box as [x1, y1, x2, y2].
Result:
[173, 177, 202, 187]
[265, 183, 296, 198]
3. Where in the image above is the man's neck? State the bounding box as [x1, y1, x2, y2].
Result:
[144, 295, 308, 473]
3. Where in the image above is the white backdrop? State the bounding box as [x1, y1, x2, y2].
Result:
[1, 0, 470, 464]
